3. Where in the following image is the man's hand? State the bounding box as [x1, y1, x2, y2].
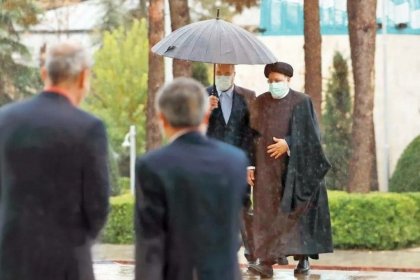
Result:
[267, 137, 288, 159]
[247, 169, 255, 187]
[209, 95, 219, 110]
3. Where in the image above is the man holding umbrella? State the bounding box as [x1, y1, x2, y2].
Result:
[206, 63, 257, 268]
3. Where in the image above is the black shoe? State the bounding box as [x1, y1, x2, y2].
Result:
[294, 256, 310, 275]
[277, 256, 289, 265]
[249, 260, 274, 278]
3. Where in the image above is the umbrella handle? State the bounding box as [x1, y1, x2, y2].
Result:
[212, 63, 217, 96]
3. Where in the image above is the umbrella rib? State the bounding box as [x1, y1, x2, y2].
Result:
[190, 20, 218, 63]
[167, 23, 207, 59]
[229, 24, 259, 64]
[220, 21, 239, 64]
[231, 24, 274, 64]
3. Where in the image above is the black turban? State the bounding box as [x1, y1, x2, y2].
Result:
[264, 62, 294, 78]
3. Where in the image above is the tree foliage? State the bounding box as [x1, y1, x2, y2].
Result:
[192, 62, 210, 86]
[84, 19, 148, 156]
[323, 52, 352, 190]
[0, 0, 42, 106]
[96, 0, 143, 32]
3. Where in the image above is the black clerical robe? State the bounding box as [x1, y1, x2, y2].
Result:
[251, 89, 333, 261]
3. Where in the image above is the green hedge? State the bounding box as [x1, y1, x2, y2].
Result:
[329, 191, 420, 249]
[102, 191, 420, 250]
[102, 194, 135, 244]
[389, 135, 420, 192]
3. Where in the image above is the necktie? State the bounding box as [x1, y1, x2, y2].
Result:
[220, 92, 232, 124]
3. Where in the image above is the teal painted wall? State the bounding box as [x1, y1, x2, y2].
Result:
[260, 0, 420, 36]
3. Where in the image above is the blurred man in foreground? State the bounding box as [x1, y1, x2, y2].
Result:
[135, 77, 248, 280]
[0, 41, 110, 280]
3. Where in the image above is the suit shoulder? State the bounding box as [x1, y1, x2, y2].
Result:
[235, 85, 256, 97]
[70, 107, 105, 131]
[209, 138, 247, 162]
[72, 106, 101, 122]
[136, 145, 171, 169]
[0, 96, 34, 116]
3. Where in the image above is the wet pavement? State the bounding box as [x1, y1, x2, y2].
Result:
[93, 244, 420, 279]
[93, 262, 420, 280]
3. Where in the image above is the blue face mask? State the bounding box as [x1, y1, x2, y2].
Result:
[269, 82, 289, 99]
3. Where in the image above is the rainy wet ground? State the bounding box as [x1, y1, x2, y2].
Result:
[93, 262, 420, 280]
[93, 244, 420, 279]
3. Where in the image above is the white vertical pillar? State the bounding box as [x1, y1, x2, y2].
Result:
[382, 0, 389, 192]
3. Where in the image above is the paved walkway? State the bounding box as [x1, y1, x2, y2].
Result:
[93, 262, 420, 280]
[93, 244, 420, 279]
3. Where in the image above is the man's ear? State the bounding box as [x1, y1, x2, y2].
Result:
[40, 67, 47, 82]
[78, 69, 90, 89]
[158, 112, 168, 127]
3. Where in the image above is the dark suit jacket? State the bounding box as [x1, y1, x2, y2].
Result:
[206, 85, 256, 165]
[135, 131, 248, 280]
[0, 91, 110, 280]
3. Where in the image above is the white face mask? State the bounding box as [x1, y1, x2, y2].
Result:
[215, 75, 234, 92]
[269, 81, 289, 99]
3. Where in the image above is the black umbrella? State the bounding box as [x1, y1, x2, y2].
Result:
[151, 11, 277, 93]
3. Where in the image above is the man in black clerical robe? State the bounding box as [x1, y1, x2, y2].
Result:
[248, 62, 333, 278]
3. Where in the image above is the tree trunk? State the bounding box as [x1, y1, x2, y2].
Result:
[146, 0, 164, 151]
[304, 0, 322, 121]
[169, 0, 192, 78]
[347, 0, 378, 193]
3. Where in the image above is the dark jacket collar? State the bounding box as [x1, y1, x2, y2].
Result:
[40, 90, 72, 105]
[173, 130, 207, 145]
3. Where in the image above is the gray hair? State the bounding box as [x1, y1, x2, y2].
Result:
[45, 41, 92, 85]
[156, 77, 209, 128]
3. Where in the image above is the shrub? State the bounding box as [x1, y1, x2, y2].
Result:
[322, 52, 352, 190]
[102, 194, 134, 244]
[329, 191, 420, 249]
[404, 193, 420, 242]
[118, 177, 131, 195]
[103, 191, 420, 249]
[389, 135, 420, 192]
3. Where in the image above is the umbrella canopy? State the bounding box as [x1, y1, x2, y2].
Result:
[151, 18, 277, 65]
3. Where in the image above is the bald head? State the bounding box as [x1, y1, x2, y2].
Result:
[45, 41, 92, 85]
[215, 64, 235, 76]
